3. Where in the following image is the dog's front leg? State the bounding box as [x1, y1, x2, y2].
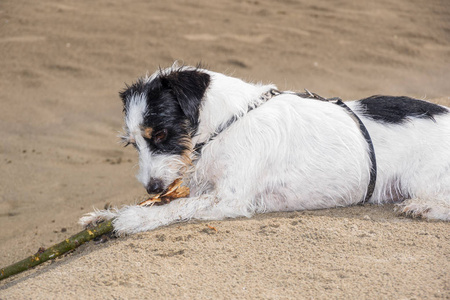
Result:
[108, 194, 234, 235]
[79, 197, 215, 235]
[80, 189, 254, 235]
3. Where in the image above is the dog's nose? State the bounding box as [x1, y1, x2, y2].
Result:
[146, 178, 165, 194]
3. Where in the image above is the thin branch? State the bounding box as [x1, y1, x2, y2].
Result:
[0, 220, 113, 281]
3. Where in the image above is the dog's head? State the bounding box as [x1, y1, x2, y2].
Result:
[120, 66, 210, 194]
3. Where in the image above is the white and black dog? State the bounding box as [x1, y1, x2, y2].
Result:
[80, 65, 450, 235]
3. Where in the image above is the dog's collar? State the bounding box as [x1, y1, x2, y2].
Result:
[194, 89, 277, 153]
[195, 88, 377, 203]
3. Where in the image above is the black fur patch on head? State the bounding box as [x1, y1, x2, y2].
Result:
[119, 67, 210, 156]
[159, 68, 210, 128]
[119, 77, 154, 115]
[358, 95, 448, 124]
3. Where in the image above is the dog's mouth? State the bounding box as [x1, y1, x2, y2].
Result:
[139, 179, 190, 206]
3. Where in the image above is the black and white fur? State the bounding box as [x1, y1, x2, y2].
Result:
[80, 65, 450, 235]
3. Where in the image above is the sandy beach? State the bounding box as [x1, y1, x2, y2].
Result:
[0, 0, 449, 298]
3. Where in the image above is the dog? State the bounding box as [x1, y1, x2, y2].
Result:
[79, 64, 450, 235]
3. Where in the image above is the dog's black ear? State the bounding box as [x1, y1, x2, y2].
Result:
[161, 69, 210, 126]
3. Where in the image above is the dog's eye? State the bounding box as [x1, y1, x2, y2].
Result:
[153, 129, 168, 144]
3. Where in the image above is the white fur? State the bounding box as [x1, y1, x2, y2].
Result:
[79, 66, 450, 235]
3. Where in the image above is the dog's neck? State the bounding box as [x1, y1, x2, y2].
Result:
[192, 71, 276, 146]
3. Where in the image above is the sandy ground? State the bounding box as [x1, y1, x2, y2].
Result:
[0, 0, 449, 298]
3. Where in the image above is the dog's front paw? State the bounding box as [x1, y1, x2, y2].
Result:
[112, 205, 163, 236]
[78, 208, 119, 228]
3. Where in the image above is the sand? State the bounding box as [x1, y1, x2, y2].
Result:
[0, 0, 449, 298]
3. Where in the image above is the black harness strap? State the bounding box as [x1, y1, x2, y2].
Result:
[285, 89, 377, 203]
[195, 89, 377, 203]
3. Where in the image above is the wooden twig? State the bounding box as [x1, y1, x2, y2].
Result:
[0, 220, 113, 281]
[0, 180, 189, 281]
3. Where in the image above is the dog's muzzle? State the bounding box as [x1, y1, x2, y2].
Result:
[146, 178, 165, 194]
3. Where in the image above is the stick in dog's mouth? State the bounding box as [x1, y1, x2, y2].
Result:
[138, 179, 190, 206]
